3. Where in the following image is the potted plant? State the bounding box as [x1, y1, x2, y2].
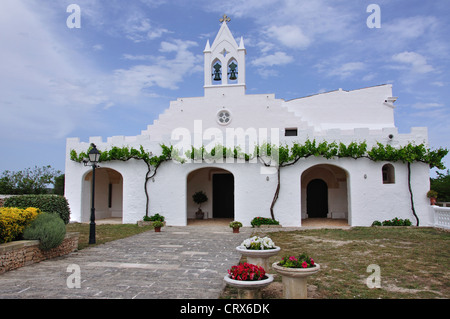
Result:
[250, 217, 281, 228]
[229, 221, 243, 233]
[192, 191, 208, 219]
[152, 220, 164, 232]
[236, 236, 281, 270]
[223, 262, 274, 299]
[272, 253, 320, 299]
[138, 213, 165, 227]
[427, 190, 438, 205]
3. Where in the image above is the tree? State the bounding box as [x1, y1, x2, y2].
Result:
[53, 174, 65, 195]
[430, 170, 450, 202]
[0, 166, 61, 195]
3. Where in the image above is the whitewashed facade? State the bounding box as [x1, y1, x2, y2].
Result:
[65, 19, 432, 227]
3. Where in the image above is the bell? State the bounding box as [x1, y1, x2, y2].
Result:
[213, 63, 222, 81]
[213, 70, 221, 81]
[228, 62, 238, 80]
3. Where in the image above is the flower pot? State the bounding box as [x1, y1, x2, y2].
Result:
[223, 274, 274, 299]
[430, 197, 437, 205]
[272, 262, 320, 299]
[154, 227, 161, 232]
[236, 246, 281, 271]
[195, 210, 205, 220]
[233, 228, 240, 233]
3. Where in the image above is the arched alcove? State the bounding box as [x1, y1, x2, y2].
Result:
[82, 168, 123, 223]
[301, 164, 349, 221]
[186, 167, 234, 221]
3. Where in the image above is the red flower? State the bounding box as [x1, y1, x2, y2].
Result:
[310, 258, 314, 265]
[227, 263, 266, 281]
[302, 261, 308, 268]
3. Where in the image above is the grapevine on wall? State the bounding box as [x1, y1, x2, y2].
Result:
[71, 140, 448, 224]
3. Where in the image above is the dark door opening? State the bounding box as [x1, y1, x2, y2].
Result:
[307, 179, 328, 218]
[213, 174, 234, 218]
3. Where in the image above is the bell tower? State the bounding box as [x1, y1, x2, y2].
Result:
[204, 15, 246, 95]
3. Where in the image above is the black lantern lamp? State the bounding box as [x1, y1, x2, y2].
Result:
[84, 143, 100, 244]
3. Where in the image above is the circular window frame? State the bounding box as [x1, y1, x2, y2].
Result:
[216, 109, 232, 126]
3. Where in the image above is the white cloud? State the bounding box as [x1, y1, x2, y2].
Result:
[412, 102, 444, 110]
[250, 52, 294, 67]
[319, 62, 365, 79]
[384, 16, 438, 41]
[392, 51, 434, 74]
[266, 25, 310, 49]
[431, 81, 445, 87]
[249, 51, 294, 78]
[114, 40, 202, 95]
[0, 0, 111, 141]
[123, 16, 172, 43]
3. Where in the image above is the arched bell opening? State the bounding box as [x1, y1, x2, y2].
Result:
[211, 59, 222, 85]
[227, 58, 238, 84]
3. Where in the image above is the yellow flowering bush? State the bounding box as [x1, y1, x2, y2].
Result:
[0, 207, 42, 244]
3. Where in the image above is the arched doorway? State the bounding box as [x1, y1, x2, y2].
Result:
[187, 167, 234, 221]
[307, 179, 328, 218]
[301, 164, 349, 222]
[82, 168, 123, 223]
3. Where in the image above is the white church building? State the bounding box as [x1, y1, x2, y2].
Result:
[65, 17, 432, 227]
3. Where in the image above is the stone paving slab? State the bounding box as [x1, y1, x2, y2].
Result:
[0, 226, 253, 299]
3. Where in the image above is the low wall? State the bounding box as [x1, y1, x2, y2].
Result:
[0, 232, 79, 274]
[430, 206, 450, 229]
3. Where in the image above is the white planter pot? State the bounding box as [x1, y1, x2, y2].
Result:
[236, 246, 281, 271]
[223, 274, 274, 299]
[272, 262, 320, 299]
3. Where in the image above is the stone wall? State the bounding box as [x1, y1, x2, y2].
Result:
[0, 232, 79, 274]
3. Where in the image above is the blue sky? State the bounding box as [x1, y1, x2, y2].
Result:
[0, 0, 449, 176]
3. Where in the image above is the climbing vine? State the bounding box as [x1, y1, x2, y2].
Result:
[71, 140, 448, 224]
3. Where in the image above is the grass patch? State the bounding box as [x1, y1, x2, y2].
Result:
[66, 222, 153, 250]
[221, 227, 450, 299]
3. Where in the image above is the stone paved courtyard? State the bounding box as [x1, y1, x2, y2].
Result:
[0, 225, 253, 299]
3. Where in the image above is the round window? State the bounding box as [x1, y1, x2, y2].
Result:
[217, 109, 232, 125]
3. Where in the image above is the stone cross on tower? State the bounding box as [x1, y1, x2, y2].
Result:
[220, 14, 231, 23]
[203, 14, 246, 94]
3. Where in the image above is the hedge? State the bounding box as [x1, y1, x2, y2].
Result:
[4, 195, 70, 224]
[23, 212, 66, 251]
[0, 207, 41, 243]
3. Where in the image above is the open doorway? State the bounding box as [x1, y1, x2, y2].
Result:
[186, 167, 234, 222]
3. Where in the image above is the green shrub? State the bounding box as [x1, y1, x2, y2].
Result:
[251, 217, 280, 228]
[379, 217, 412, 227]
[23, 213, 66, 251]
[4, 195, 70, 224]
[0, 207, 41, 243]
[371, 220, 382, 226]
[149, 213, 165, 222]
